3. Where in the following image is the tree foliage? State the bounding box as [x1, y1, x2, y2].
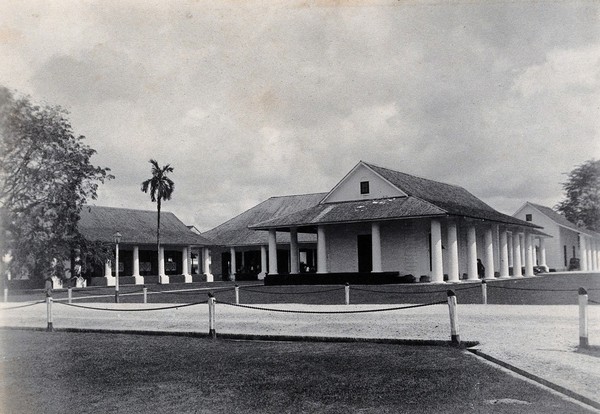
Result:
[555, 159, 600, 232]
[0, 86, 113, 281]
[141, 159, 174, 251]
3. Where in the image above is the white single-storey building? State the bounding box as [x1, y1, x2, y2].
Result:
[78, 206, 214, 285]
[513, 202, 600, 272]
[245, 161, 548, 282]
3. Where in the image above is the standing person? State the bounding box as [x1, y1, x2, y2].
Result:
[477, 259, 485, 279]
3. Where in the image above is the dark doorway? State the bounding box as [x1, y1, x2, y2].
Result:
[357, 234, 372, 273]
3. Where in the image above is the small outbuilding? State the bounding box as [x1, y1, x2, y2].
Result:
[513, 202, 600, 272]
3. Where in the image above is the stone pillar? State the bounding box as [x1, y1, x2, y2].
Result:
[132, 246, 143, 284]
[259, 245, 267, 280]
[317, 225, 327, 274]
[467, 226, 478, 281]
[580, 235, 588, 271]
[484, 227, 495, 279]
[524, 232, 534, 276]
[230, 247, 237, 281]
[158, 246, 169, 284]
[513, 231, 523, 277]
[203, 247, 213, 282]
[371, 222, 382, 273]
[182, 246, 192, 283]
[539, 238, 548, 272]
[268, 229, 278, 275]
[520, 234, 526, 270]
[499, 229, 509, 278]
[290, 228, 299, 274]
[447, 221, 459, 282]
[430, 219, 444, 283]
[507, 232, 513, 267]
[104, 260, 112, 277]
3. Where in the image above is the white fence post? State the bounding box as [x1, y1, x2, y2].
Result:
[46, 295, 54, 332]
[208, 293, 216, 339]
[579, 287, 589, 348]
[481, 280, 487, 305]
[68, 287, 72, 304]
[345, 283, 350, 305]
[447, 290, 460, 345]
[235, 285, 240, 305]
[143, 286, 147, 304]
[3, 286, 7, 302]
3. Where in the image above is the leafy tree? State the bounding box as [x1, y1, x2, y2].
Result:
[141, 160, 174, 280]
[0, 86, 113, 283]
[556, 159, 600, 232]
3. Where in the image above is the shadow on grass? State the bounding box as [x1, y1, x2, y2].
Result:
[0, 330, 593, 414]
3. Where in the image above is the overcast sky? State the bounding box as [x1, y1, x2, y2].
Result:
[1, 0, 599, 231]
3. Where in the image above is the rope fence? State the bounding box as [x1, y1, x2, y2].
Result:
[218, 300, 446, 314]
[0, 300, 46, 310]
[54, 300, 208, 312]
[238, 286, 344, 295]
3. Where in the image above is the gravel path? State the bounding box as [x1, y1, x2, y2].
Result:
[1, 301, 599, 406]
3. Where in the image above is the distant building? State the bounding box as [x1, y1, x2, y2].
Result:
[513, 202, 600, 272]
[78, 206, 214, 285]
[208, 161, 546, 282]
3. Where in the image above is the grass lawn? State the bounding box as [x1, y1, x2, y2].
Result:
[0, 330, 593, 413]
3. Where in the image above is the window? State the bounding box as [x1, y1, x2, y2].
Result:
[525, 214, 532, 222]
[564, 245, 567, 267]
[360, 181, 370, 194]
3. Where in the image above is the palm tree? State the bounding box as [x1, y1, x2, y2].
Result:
[141, 160, 174, 281]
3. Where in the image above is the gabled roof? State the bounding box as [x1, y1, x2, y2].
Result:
[79, 206, 212, 246]
[522, 202, 598, 236]
[251, 161, 538, 230]
[203, 193, 327, 246]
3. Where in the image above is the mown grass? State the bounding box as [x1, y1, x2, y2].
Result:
[0, 330, 593, 413]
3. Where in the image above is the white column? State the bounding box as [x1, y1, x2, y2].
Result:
[290, 228, 299, 274]
[513, 231, 523, 277]
[539, 238, 548, 271]
[499, 229, 509, 278]
[268, 229, 278, 275]
[525, 232, 534, 276]
[580, 235, 588, 271]
[203, 247, 213, 282]
[520, 234, 526, 270]
[132, 246, 143, 284]
[133, 246, 140, 276]
[182, 246, 191, 283]
[594, 240, 599, 271]
[467, 226, 478, 281]
[317, 225, 328, 274]
[484, 227, 495, 279]
[230, 247, 237, 280]
[447, 221, 459, 282]
[430, 219, 443, 283]
[259, 245, 267, 280]
[159, 246, 169, 284]
[507, 233, 513, 267]
[371, 222, 382, 273]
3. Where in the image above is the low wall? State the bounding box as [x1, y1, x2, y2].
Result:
[264, 272, 415, 285]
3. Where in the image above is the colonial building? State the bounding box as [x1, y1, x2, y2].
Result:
[78, 206, 214, 285]
[513, 202, 600, 272]
[243, 161, 548, 282]
[203, 193, 326, 280]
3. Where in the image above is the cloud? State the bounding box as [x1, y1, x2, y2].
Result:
[1, 1, 599, 231]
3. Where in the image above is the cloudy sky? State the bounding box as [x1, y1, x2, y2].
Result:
[1, 0, 599, 231]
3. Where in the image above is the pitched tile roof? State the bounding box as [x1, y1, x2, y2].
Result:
[251, 162, 538, 230]
[527, 203, 598, 236]
[202, 193, 327, 246]
[78, 206, 212, 246]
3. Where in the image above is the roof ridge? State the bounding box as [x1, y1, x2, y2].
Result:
[84, 205, 175, 215]
[363, 161, 466, 191]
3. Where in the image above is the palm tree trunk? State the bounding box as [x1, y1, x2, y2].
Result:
[157, 198, 161, 278]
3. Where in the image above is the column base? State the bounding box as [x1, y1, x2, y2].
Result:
[103, 276, 116, 287]
[183, 274, 192, 283]
[158, 275, 170, 284]
[257, 272, 266, 280]
[132, 276, 144, 285]
[205, 273, 214, 282]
